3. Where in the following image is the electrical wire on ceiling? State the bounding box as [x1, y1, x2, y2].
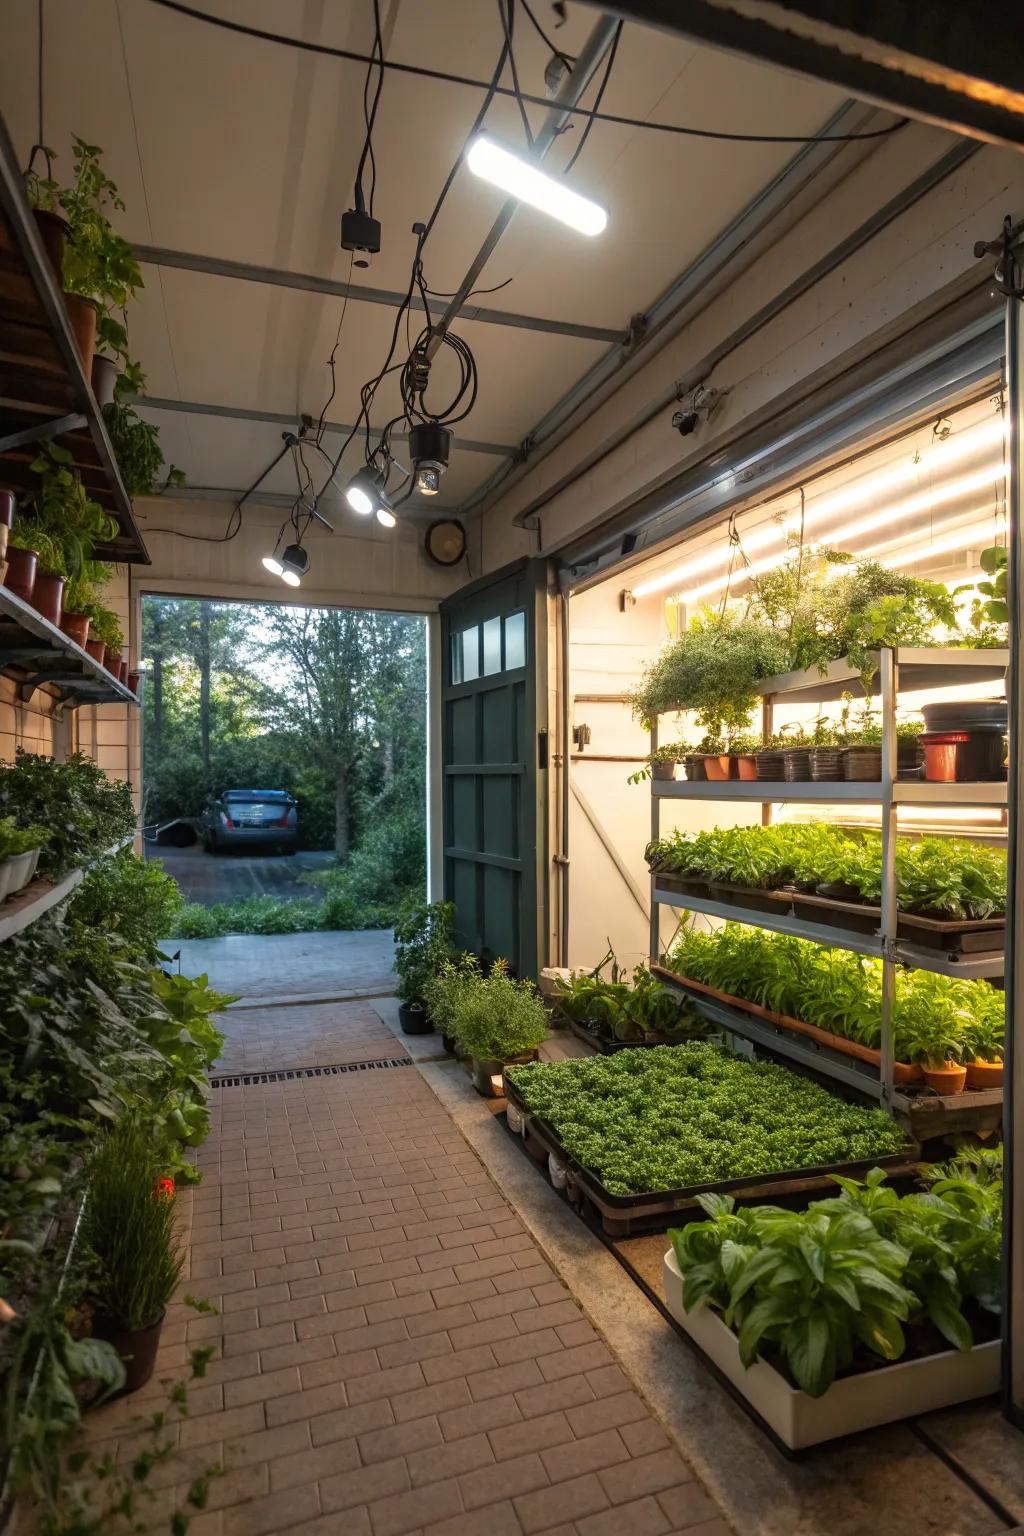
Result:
[518, 0, 574, 69]
[562, 18, 621, 173]
[355, 0, 385, 219]
[149, 0, 910, 146]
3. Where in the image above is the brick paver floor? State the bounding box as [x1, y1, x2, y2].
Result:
[215, 999, 409, 1075]
[83, 1005, 729, 1536]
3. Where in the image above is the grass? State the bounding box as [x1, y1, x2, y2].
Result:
[170, 890, 399, 939]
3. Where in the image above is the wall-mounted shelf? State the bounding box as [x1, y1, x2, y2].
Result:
[0, 585, 138, 707]
[0, 833, 135, 944]
[755, 647, 1008, 705]
[652, 778, 1008, 807]
[0, 112, 149, 565]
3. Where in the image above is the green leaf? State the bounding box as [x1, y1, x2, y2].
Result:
[784, 1312, 836, 1397]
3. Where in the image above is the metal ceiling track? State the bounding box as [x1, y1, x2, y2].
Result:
[132, 243, 623, 346]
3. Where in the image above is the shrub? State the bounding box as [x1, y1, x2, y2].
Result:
[0, 749, 135, 876]
[450, 961, 548, 1063]
[66, 851, 182, 959]
[629, 613, 789, 733]
[393, 899, 453, 1007]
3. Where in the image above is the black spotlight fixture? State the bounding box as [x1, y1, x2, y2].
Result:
[279, 543, 310, 587]
[409, 423, 451, 497]
[341, 207, 381, 269]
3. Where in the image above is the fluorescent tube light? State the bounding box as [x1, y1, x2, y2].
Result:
[631, 415, 1006, 599]
[466, 134, 608, 237]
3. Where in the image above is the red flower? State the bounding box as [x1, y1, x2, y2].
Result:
[154, 1176, 176, 1200]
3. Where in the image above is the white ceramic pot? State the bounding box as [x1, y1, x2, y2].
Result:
[6, 848, 38, 895]
[661, 1248, 999, 1450]
[0, 857, 14, 904]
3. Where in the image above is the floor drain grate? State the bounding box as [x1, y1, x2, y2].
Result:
[210, 1058, 413, 1088]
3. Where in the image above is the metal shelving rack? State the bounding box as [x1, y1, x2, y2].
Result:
[648, 646, 1008, 1125]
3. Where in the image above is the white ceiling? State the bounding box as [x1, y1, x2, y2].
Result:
[0, 0, 849, 523]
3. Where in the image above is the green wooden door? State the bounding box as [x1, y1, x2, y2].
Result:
[440, 559, 549, 979]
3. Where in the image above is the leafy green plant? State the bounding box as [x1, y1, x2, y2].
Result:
[81, 1115, 184, 1332]
[393, 898, 454, 1007]
[422, 952, 481, 1039]
[67, 850, 182, 960]
[507, 1045, 907, 1196]
[25, 443, 119, 580]
[103, 398, 185, 497]
[7, 519, 67, 578]
[627, 742, 687, 785]
[0, 748, 135, 876]
[86, 604, 124, 653]
[629, 612, 789, 734]
[449, 959, 548, 1062]
[0, 814, 50, 860]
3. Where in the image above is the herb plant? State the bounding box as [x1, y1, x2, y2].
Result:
[446, 959, 548, 1062]
[393, 898, 454, 1008]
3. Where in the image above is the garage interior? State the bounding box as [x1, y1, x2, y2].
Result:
[3, 3, 1024, 1535]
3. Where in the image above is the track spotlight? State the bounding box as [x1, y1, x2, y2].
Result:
[409, 422, 451, 497]
[345, 466, 388, 516]
[280, 543, 309, 581]
[376, 505, 397, 529]
[466, 134, 608, 237]
[262, 554, 285, 576]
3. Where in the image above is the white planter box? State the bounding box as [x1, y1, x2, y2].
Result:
[662, 1248, 999, 1450]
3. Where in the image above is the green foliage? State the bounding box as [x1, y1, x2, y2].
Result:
[87, 604, 124, 652]
[393, 899, 454, 1006]
[670, 1157, 1002, 1398]
[554, 951, 705, 1045]
[629, 612, 789, 733]
[664, 923, 1003, 1065]
[627, 742, 688, 784]
[507, 1045, 908, 1196]
[1, 749, 136, 877]
[956, 545, 1008, 647]
[103, 398, 185, 497]
[25, 442, 119, 581]
[646, 821, 1006, 918]
[0, 814, 50, 859]
[446, 959, 549, 1063]
[81, 1115, 185, 1331]
[422, 952, 482, 1038]
[48, 137, 142, 316]
[67, 851, 182, 960]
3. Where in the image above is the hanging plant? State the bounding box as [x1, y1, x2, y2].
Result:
[25, 442, 118, 577]
[103, 398, 185, 497]
[628, 612, 789, 734]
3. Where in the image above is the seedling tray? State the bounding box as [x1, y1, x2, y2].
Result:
[502, 1075, 916, 1238]
[561, 1015, 679, 1056]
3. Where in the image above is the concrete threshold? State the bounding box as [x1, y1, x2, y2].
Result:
[224, 987, 395, 1011]
[372, 1001, 1015, 1536]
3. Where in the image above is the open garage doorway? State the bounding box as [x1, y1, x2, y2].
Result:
[140, 593, 427, 997]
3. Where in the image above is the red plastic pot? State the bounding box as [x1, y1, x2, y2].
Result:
[85, 637, 106, 668]
[31, 571, 64, 627]
[32, 208, 69, 284]
[127, 669, 141, 694]
[64, 294, 97, 374]
[3, 546, 37, 604]
[60, 610, 91, 648]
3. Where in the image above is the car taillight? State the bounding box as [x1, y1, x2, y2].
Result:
[220, 812, 233, 828]
[275, 813, 290, 827]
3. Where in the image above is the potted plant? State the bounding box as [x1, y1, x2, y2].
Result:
[727, 730, 762, 780]
[629, 614, 788, 739]
[82, 1115, 184, 1394]
[393, 898, 453, 1033]
[87, 606, 124, 675]
[103, 390, 186, 497]
[0, 816, 49, 903]
[627, 742, 686, 784]
[754, 732, 787, 782]
[778, 723, 812, 782]
[423, 951, 482, 1054]
[450, 959, 548, 1096]
[61, 574, 98, 649]
[963, 990, 1005, 1089]
[842, 713, 884, 781]
[25, 138, 143, 379]
[897, 992, 968, 1094]
[695, 732, 730, 781]
[5, 522, 66, 625]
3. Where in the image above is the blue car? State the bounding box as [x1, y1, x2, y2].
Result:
[200, 789, 298, 853]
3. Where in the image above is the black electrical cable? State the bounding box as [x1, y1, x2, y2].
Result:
[315, 250, 355, 447]
[355, 0, 385, 217]
[148, 0, 910, 146]
[142, 436, 296, 543]
[563, 20, 621, 174]
[425, 276, 513, 299]
[518, 0, 574, 68]
[496, 0, 534, 149]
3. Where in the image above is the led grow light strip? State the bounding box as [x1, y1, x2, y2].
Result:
[631, 415, 1006, 599]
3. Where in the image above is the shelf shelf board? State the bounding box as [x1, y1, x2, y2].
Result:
[755, 647, 1008, 705]
[652, 778, 1007, 806]
[0, 834, 134, 944]
[651, 880, 1004, 977]
[0, 585, 139, 707]
[0, 112, 149, 565]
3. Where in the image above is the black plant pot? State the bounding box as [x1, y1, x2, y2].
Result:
[92, 1310, 165, 1395]
[399, 1002, 433, 1035]
[442, 1031, 457, 1055]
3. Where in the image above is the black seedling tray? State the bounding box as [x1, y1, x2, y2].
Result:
[503, 1075, 916, 1237]
[561, 1015, 681, 1056]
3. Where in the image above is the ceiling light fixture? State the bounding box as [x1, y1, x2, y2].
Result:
[345, 466, 389, 517]
[261, 553, 285, 577]
[631, 415, 1007, 599]
[376, 505, 397, 528]
[409, 422, 451, 497]
[466, 133, 608, 237]
[279, 543, 309, 587]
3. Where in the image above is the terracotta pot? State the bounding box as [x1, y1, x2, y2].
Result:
[127, 669, 141, 694]
[32, 208, 69, 284]
[965, 1059, 1003, 1090]
[92, 1310, 165, 1396]
[106, 649, 122, 678]
[734, 755, 758, 780]
[31, 571, 64, 627]
[0, 490, 13, 528]
[118, 659, 129, 684]
[60, 610, 90, 647]
[64, 294, 97, 374]
[3, 545, 37, 603]
[91, 354, 118, 407]
[921, 1062, 967, 1095]
[702, 754, 731, 781]
[85, 637, 106, 668]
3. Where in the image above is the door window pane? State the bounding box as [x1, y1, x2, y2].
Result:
[504, 611, 526, 670]
[482, 616, 502, 676]
[451, 633, 463, 684]
[460, 625, 480, 681]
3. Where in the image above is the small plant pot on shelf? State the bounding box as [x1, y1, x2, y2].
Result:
[60, 609, 91, 648]
[92, 1310, 165, 1396]
[754, 750, 785, 781]
[91, 354, 118, 407]
[682, 754, 706, 782]
[965, 1059, 1003, 1089]
[809, 747, 843, 781]
[32, 208, 69, 282]
[85, 637, 106, 669]
[64, 293, 98, 374]
[782, 748, 812, 782]
[660, 1250, 998, 1450]
[702, 755, 731, 782]
[398, 1002, 433, 1035]
[843, 746, 882, 781]
[650, 759, 678, 782]
[921, 1062, 967, 1095]
[127, 669, 142, 694]
[3, 847, 41, 897]
[732, 755, 759, 781]
[3, 545, 37, 604]
[31, 572, 64, 628]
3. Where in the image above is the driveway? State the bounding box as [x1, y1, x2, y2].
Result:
[145, 842, 336, 904]
[166, 930, 395, 1005]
